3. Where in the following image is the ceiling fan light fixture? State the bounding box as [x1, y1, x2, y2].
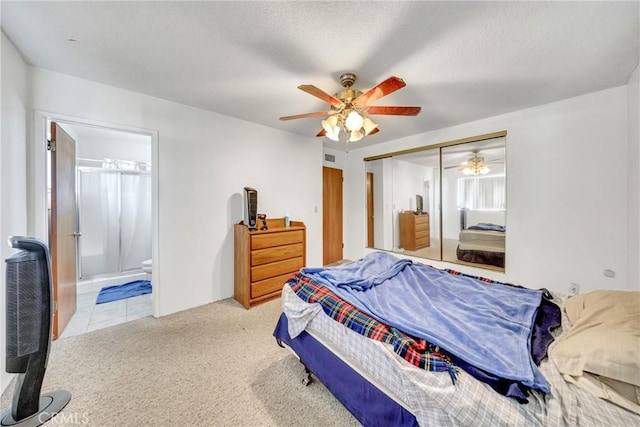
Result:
[326, 125, 340, 142]
[345, 110, 364, 131]
[362, 117, 378, 135]
[322, 115, 338, 133]
[321, 110, 373, 142]
[349, 129, 364, 142]
[462, 155, 491, 175]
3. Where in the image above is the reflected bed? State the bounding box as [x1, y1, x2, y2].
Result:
[457, 209, 506, 268]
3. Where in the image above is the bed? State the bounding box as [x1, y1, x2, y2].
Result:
[273, 252, 640, 426]
[456, 209, 506, 268]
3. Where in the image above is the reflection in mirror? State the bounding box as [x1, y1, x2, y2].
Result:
[391, 149, 441, 260]
[365, 133, 506, 272]
[441, 138, 506, 271]
[365, 158, 393, 251]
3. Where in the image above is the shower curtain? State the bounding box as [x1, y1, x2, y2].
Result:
[78, 168, 151, 279]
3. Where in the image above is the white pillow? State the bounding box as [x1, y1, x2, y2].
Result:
[550, 290, 640, 413]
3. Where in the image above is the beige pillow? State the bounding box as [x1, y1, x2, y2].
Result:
[550, 290, 640, 413]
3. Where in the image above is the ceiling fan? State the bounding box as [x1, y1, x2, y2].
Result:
[445, 151, 502, 175]
[279, 73, 421, 142]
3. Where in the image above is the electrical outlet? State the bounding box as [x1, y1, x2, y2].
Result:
[569, 282, 580, 296]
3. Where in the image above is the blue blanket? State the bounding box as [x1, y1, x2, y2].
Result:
[300, 252, 547, 392]
[468, 222, 506, 232]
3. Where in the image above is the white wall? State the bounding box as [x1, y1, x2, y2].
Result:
[1, 33, 30, 394]
[627, 64, 639, 290]
[322, 147, 348, 170]
[26, 68, 323, 319]
[343, 86, 632, 295]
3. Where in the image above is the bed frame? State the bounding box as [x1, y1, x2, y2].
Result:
[273, 313, 418, 426]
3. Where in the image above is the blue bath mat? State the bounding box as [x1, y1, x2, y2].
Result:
[96, 280, 152, 304]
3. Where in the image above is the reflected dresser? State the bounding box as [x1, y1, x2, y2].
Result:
[399, 211, 430, 251]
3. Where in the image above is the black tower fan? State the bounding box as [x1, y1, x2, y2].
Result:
[244, 187, 258, 231]
[1, 237, 71, 427]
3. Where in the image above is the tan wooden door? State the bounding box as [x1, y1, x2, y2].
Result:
[50, 122, 78, 339]
[366, 172, 374, 248]
[323, 166, 343, 265]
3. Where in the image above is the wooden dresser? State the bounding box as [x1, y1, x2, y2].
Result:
[399, 212, 430, 251]
[234, 218, 306, 309]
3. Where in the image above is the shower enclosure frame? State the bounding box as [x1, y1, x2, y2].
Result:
[76, 160, 152, 281]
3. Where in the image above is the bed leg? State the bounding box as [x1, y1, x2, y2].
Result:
[301, 363, 313, 386]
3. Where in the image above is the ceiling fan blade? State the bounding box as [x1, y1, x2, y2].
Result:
[367, 106, 421, 116]
[368, 127, 380, 135]
[280, 111, 332, 121]
[298, 85, 344, 106]
[353, 76, 407, 106]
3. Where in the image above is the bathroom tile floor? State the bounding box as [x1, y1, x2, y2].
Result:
[59, 290, 153, 339]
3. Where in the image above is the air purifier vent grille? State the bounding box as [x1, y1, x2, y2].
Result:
[6, 259, 43, 358]
[2, 236, 71, 424]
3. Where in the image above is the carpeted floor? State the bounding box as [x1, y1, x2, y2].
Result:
[1, 297, 359, 426]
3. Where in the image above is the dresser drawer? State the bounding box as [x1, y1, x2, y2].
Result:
[251, 256, 304, 282]
[251, 272, 296, 298]
[251, 230, 304, 250]
[251, 243, 303, 266]
[415, 215, 429, 225]
[416, 230, 429, 240]
[415, 223, 429, 233]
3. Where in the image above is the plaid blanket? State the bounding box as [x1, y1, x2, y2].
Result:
[288, 273, 458, 381]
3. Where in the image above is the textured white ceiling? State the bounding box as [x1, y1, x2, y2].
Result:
[2, 1, 638, 150]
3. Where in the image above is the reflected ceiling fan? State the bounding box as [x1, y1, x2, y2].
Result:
[445, 151, 502, 175]
[279, 73, 421, 142]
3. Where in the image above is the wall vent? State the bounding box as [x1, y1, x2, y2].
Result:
[324, 154, 336, 163]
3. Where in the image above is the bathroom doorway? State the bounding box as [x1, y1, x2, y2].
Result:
[47, 121, 155, 338]
[73, 125, 152, 282]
